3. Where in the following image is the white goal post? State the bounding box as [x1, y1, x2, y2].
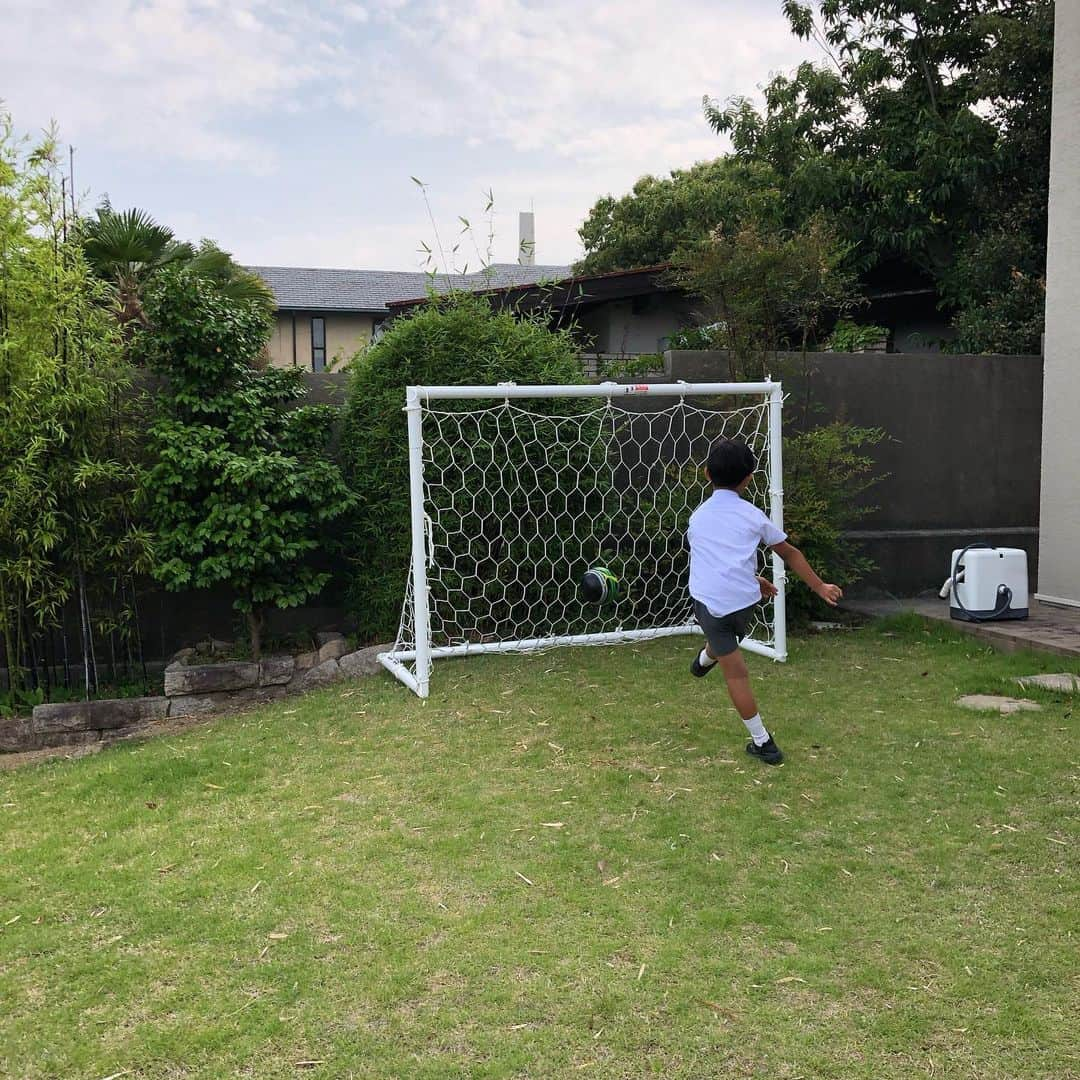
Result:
[379, 380, 787, 698]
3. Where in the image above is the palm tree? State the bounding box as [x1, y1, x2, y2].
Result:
[81, 206, 276, 331]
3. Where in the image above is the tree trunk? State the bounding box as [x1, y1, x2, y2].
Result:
[0, 577, 20, 693]
[247, 608, 264, 663]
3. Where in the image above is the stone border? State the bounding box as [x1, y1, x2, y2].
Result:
[2, 638, 389, 755]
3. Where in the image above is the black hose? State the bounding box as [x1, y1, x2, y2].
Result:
[951, 543, 1014, 623]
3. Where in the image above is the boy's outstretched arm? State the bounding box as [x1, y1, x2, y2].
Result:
[770, 541, 843, 606]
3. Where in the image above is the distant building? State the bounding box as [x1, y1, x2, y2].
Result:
[387, 260, 956, 359]
[387, 263, 691, 361]
[250, 263, 568, 370]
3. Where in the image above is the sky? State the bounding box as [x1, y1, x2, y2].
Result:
[1, 0, 820, 272]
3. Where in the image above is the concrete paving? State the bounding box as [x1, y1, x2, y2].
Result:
[1015, 672, 1080, 693]
[955, 694, 1042, 713]
[847, 596, 1080, 660]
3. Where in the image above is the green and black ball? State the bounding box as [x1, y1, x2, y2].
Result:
[580, 566, 619, 604]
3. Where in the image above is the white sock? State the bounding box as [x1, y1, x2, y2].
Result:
[742, 713, 770, 746]
[697, 648, 716, 668]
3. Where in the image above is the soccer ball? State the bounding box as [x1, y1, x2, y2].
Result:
[580, 566, 619, 604]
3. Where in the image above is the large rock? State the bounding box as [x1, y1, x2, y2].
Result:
[168, 647, 196, 667]
[338, 645, 386, 679]
[259, 654, 296, 686]
[2, 715, 109, 754]
[164, 662, 259, 697]
[0, 717, 40, 753]
[317, 638, 350, 663]
[293, 658, 342, 693]
[169, 685, 286, 717]
[315, 631, 345, 647]
[294, 650, 320, 672]
[32, 696, 169, 734]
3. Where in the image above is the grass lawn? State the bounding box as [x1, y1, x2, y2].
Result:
[0, 617, 1076, 1079]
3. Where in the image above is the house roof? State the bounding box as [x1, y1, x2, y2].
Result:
[248, 263, 571, 315]
[386, 262, 676, 314]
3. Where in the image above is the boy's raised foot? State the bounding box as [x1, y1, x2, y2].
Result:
[746, 737, 784, 766]
[690, 652, 716, 678]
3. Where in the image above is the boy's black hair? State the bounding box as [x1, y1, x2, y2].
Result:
[706, 438, 756, 488]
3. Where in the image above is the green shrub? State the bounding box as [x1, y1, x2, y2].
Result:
[139, 268, 353, 659]
[341, 294, 597, 642]
[825, 320, 888, 352]
[666, 324, 724, 350]
[782, 422, 885, 618]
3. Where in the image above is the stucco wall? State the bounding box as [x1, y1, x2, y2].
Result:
[576, 294, 693, 354]
[266, 311, 375, 370]
[1038, 3, 1080, 606]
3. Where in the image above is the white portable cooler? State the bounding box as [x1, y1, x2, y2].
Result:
[947, 545, 1029, 622]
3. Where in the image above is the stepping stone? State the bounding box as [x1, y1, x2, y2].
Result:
[956, 694, 1042, 714]
[1015, 673, 1080, 693]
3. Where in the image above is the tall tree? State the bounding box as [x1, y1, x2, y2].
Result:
[0, 116, 148, 699]
[576, 157, 786, 275]
[139, 268, 352, 660]
[671, 215, 859, 379]
[706, 0, 1053, 351]
[82, 205, 275, 335]
[576, 1, 1053, 352]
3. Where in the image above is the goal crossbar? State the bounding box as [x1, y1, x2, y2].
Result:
[410, 380, 779, 401]
[379, 379, 787, 698]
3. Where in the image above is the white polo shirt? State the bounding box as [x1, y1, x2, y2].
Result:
[687, 488, 787, 618]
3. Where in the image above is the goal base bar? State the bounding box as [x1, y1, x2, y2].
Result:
[379, 626, 786, 697]
[377, 652, 423, 696]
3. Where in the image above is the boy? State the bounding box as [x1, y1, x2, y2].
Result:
[688, 438, 842, 765]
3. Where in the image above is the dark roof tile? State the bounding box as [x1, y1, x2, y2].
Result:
[247, 263, 571, 314]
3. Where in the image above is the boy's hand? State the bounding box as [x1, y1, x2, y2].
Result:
[815, 582, 843, 607]
[756, 575, 778, 600]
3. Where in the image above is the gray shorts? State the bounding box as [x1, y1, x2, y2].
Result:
[693, 599, 758, 657]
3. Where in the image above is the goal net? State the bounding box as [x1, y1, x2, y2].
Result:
[379, 381, 786, 698]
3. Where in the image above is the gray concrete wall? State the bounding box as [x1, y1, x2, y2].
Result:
[69, 353, 1043, 663]
[665, 351, 1044, 596]
[1038, 2, 1080, 607]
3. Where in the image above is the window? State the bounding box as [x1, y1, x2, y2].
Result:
[311, 317, 326, 372]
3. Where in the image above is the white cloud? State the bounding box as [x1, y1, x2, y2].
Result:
[0, 0, 819, 268]
[0, 0, 328, 168]
[354, 0, 810, 170]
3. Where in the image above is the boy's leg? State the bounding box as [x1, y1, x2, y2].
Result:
[717, 649, 784, 765]
[691, 601, 783, 763]
[716, 648, 758, 721]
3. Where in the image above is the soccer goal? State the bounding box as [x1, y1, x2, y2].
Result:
[378, 380, 786, 698]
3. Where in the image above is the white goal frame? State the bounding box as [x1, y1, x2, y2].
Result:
[379, 380, 787, 698]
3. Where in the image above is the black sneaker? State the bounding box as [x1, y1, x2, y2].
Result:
[690, 653, 717, 678]
[746, 737, 784, 766]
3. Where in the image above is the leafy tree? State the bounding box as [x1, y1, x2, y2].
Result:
[670, 212, 882, 610]
[671, 215, 860, 379]
[576, 158, 786, 275]
[706, 0, 1053, 352]
[139, 268, 352, 660]
[82, 205, 275, 334]
[577, 1, 1052, 352]
[0, 115, 148, 700]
